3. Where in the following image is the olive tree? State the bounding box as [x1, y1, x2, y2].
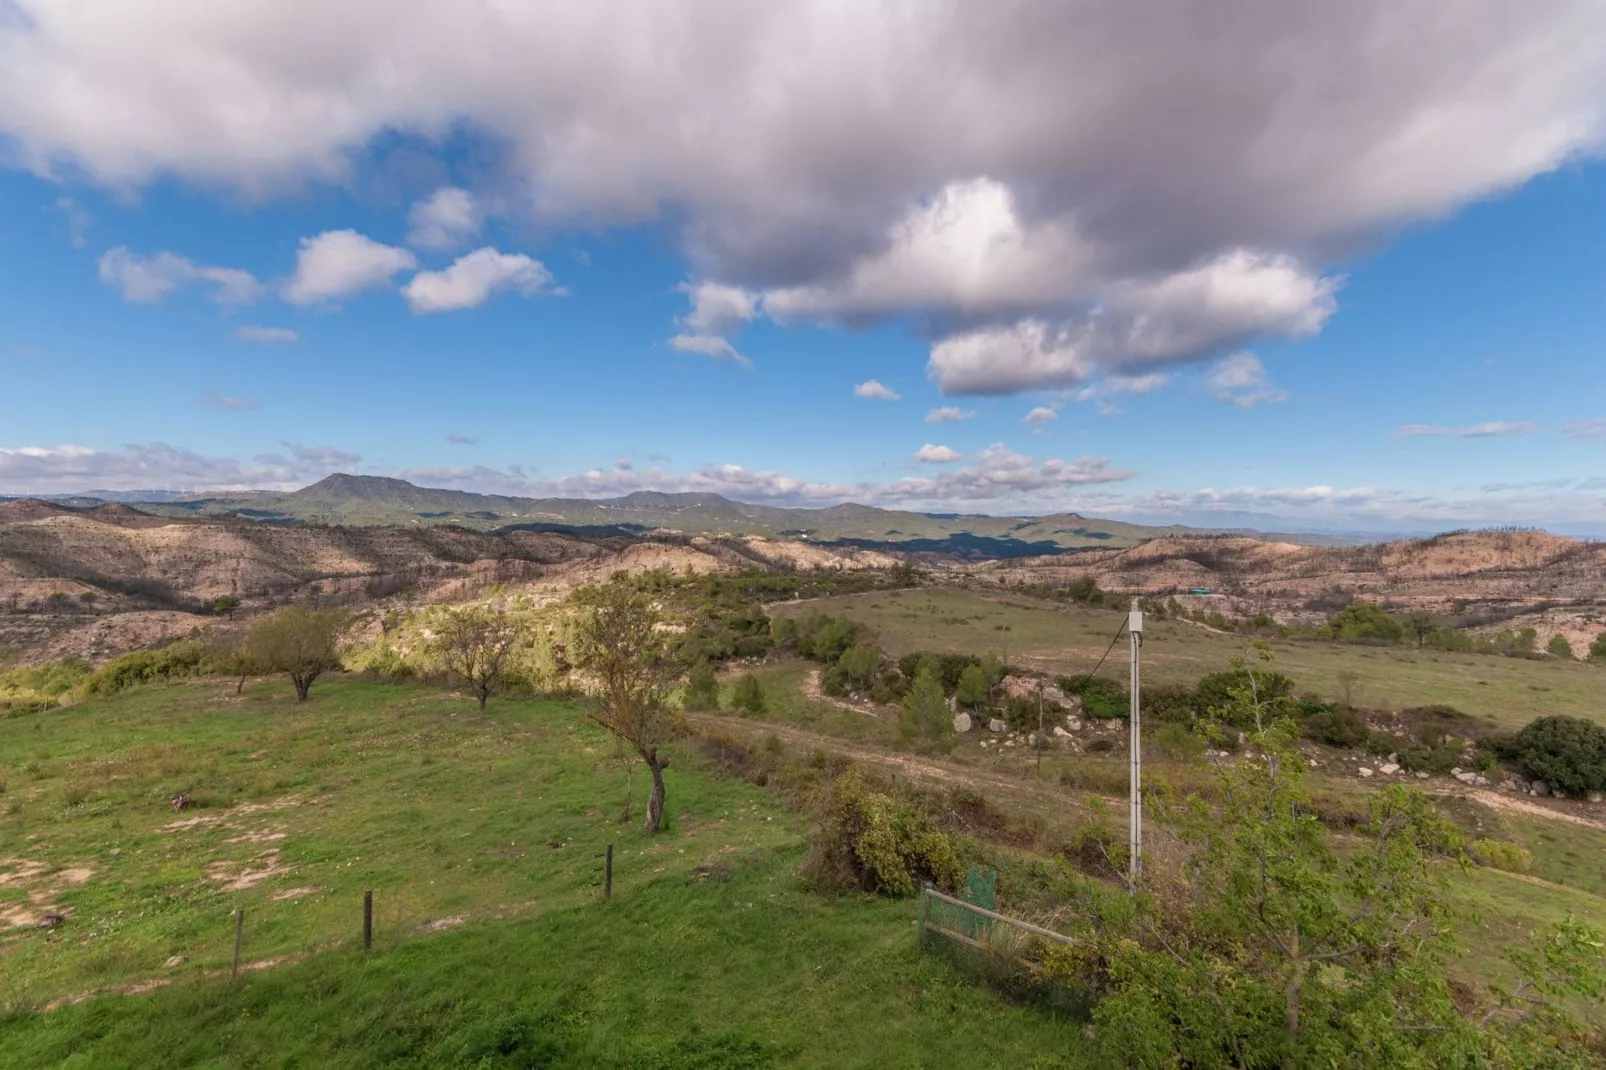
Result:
[244, 604, 348, 702]
[573, 577, 682, 834]
[427, 604, 525, 709]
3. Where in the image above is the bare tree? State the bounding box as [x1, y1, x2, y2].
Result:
[573, 577, 682, 833]
[244, 604, 348, 702]
[428, 604, 524, 710]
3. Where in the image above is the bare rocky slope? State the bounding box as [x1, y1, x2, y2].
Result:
[0, 500, 891, 663]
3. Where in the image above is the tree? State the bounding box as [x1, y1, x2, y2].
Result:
[683, 660, 720, 711]
[1329, 602, 1405, 643]
[212, 595, 241, 620]
[955, 663, 990, 710]
[1547, 634, 1575, 660]
[898, 663, 953, 750]
[1406, 610, 1437, 649]
[243, 605, 347, 702]
[427, 604, 524, 709]
[731, 672, 765, 714]
[572, 577, 683, 834]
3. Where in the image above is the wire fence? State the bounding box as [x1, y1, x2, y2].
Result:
[916, 883, 1092, 1015]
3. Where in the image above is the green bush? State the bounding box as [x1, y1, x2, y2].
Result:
[1589, 630, 1606, 662]
[83, 642, 211, 697]
[1470, 838, 1533, 874]
[1302, 707, 1370, 749]
[1057, 674, 1128, 719]
[1328, 602, 1405, 644]
[1547, 634, 1575, 660]
[801, 768, 964, 897]
[1141, 683, 1199, 724]
[0, 656, 93, 698]
[1194, 668, 1293, 719]
[1152, 724, 1204, 760]
[1512, 716, 1606, 796]
[730, 673, 766, 715]
[683, 661, 720, 711]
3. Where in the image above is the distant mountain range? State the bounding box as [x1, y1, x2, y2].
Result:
[2, 473, 1355, 555]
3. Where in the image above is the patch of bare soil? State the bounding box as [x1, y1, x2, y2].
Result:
[420, 914, 468, 933]
[0, 860, 93, 929]
[206, 850, 292, 892]
[800, 669, 881, 718]
[269, 886, 318, 901]
[1460, 788, 1606, 832]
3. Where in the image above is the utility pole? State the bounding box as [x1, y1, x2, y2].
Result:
[1128, 598, 1144, 890]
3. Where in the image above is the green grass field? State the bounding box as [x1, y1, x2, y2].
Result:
[0, 679, 1089, 1067]
[772, 587, 1606, 729]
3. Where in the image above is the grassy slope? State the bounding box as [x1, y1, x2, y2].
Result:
[772, 588, 1606, 729]
[0, 680, 1087, 1067]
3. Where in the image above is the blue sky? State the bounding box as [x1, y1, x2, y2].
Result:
[1, 2, 1604, 533]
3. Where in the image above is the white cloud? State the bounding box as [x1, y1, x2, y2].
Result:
[1394, 420, 1537, 438]
[1075, 371, 1170, 415]
[0, 441, 359, 494]
[926, 406, 974, 423]
[1562, 418, 1606, 441]
[914, 443, 961, 464]
[8, 2, 1602, 395]
[853, 379, 900, 400]
[199, 389, 259, 412]
[98, 246, 262, 306]
[669, 282, 757, 366]
[282, 230, 417, 305]
[1022, 406, 1057, 426]
[401, 247, 553, 313]
[234, 325, 299, 343]
[406, 187, 480, 250]
[1207, 352, 1288, 408]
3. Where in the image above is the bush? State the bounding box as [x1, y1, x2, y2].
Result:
[1057, 674, 1128, 719]
[1329, 602, 1405, 644]
[1086, 738, 1115, 754]
[83, 641, 211, 697]
[898, 666, 954, 751]
[1547, 634, 1575, 660]
[801, 768, 964, 897]
[1151, 723, 1205, 760]
[1302, 707, 1370, 749]
[1141, 683, 1199, 724]
[1512, 716, 1606, 796]
[1591, 631, 1606, 662]
[730, 673, 766, 715]
[683, 661, 720, 711]
[1470, 838, 1533, 874]
[834, 643, 882, 690]
[1194, 668, 1294, 717]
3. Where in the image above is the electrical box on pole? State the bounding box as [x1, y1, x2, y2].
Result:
[1128, 600, 1143, 890]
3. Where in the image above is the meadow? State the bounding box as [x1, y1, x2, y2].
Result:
[770, 587, 1606, 730]
[0, 678, 1087, 1067]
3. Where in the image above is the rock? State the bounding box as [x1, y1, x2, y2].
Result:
[1358, 767, 1374, 778]
[1450, 767, 1463, 777]
[1379, 763, 1400, 775]
[1308, 759, 1318, 768]
[1473, 775, 1490, 787]
[1532, 781, 1550, 797]
[1004, 739, 1017, 748]
[1053, 726, 1071, 739]
[952, 712, 973, 733]
[164, 955, 187, 968]
[1453, 771, 1478, 784]
[1387, 753, 1398, 763]
[988, 718, 1006, 733]
[1416, 772, 1430, 779]
[1589, 792, 1604, 803]
[1065, 718, 1082, 731]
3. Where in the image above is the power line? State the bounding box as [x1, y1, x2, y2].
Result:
[1080, 618, 1128, 683]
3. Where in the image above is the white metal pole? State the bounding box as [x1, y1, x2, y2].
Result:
[1128, 599, 1144, 890]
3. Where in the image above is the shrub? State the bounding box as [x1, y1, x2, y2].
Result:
[1591, 630, 1606, 662]
[1547, 634, 1575, 660]
[1470, 838, 1533, 874]
[1151, 723, 1205, 760]
[1141, 683, 1199, 724]
[83, 642, 211, 697]
[1512, 716, 1606, 796]
[955, 664, 990, 710]
[1302, 707, 1370, 749]
[1057, 674, 1128, 719]
[1194, 668, 1293, 720]
[801, 768, 963, 896]
[898, 665, 954, 751]
[1086, 738, 1115, 754]
[834, 643, 882, 690]
[683, 661, 720, 711]
[1329, 602, 1405, 644]
[731, 673, 766, 715]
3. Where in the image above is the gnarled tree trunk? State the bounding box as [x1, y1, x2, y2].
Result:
[644, 750, 669, 833]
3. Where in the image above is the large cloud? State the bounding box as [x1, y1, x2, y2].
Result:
[283, 230, 417, 305]
[5, 1, 1606, 389]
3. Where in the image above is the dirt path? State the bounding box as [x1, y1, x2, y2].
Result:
[800, 668, 881, 718]
[1455, 788, 1606, 833]
[688, 713, 1116, 817]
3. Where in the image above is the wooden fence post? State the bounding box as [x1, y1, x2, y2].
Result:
[231, 908, 244, 981]
[604, 844, 613, 900]
[363, 890, 373, 951]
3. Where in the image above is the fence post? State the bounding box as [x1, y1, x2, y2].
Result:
[917, 881, 930, 949]
[231, 908, 244, 981]
[604, 844, 613, 900]
[363, 890, 373, 951]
